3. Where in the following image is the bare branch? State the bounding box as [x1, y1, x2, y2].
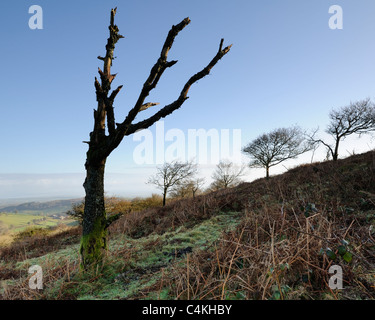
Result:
[121, 18, 191, 129]
[110, 7, 117, 27]
[124, 39, 232, 135]
[140, 102, 160, 112]
[87, 10, 231, 166]
[109, 85, 123, 102]
[219, 38, 224, 52]
[105, 212, 123, 229]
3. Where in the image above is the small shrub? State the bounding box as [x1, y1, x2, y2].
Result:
[66, 195, 163, 225]
[14, 226, 51, 242]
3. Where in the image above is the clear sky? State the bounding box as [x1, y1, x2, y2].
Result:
[1, 0, 375, 201]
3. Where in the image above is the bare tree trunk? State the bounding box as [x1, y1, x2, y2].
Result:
[162, 188, 167, 207]
[80, 162, 107, 268]
[266, 166, 270, 179]
[333, 138, 340, 161]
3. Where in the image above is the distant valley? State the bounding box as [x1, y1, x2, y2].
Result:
[0, 198, 83, 216]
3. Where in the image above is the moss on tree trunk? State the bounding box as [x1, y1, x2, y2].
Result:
[80, 164, 107, 269]
[80, 218, 107, 269]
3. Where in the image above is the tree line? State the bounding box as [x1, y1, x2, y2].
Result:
[149, 98, 375, 205]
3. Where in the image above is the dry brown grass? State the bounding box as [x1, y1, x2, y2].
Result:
[136, 151, 375, 300]
[158, 207, 374, 300]
[1, 256, 80, 300]
[0, 226, 81, 263]
[109, 185, 245, 239]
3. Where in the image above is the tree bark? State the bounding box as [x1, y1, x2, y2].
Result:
[333, 138, 340, 161]
[162, 188, 167, 207]
[80, 162, 107, 268]
[266, 166, 270, 179]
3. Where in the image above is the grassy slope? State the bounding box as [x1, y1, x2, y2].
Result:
[1, 212, 242, 299]
[1, 151, 375, 300]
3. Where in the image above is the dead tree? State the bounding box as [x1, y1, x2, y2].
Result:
[80, 8, 231, 269]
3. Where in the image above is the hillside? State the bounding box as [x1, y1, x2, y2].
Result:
[0, 199, 82, 215]
[1, 151, 374, 300]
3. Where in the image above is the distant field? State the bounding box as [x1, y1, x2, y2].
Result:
[0, 213, 76, 233]
[5, 208, 71, 215]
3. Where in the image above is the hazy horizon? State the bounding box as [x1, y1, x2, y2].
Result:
[1, 133, 373, 205]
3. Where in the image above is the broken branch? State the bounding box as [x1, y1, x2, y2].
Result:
[120, 18, 190, 129]
[124, 39, 232, 135]
[140, 102, 160, 112]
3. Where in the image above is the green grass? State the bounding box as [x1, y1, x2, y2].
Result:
[0, 213, 75, 233]
[78, 211, 242, 300]
[6, 211, 243, 300]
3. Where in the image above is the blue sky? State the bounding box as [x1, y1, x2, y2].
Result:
[1, 0, 375, 200]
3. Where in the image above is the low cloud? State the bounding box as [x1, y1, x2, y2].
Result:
[0, 168, 159, 201]
[0, 173, 85, 199]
